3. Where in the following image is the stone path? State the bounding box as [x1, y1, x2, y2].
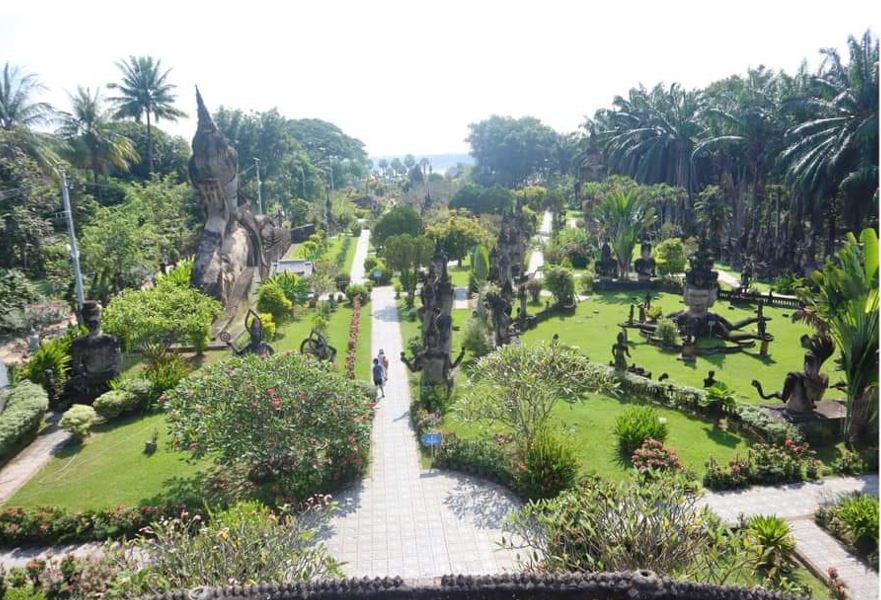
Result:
[702, 475, 879, 600]
[351, 228, 371, 283]
[320, 287, 521, 578]
[453, 287, 470, 310]
[527, 210, 553, 277]
[0, 413, 70, 505]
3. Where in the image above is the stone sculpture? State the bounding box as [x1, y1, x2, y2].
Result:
[611, 331, 630, 371]
[402, 246, 463, 395]
[189, 89, 281, 308]
[489, 211, 529, 298]
[485, 289, 515, 347]
[300, 328, 337, 362]
[63, 301, 121, 404]
[752, 334, 834, 414]
[221, 310, 274, 358]
[596, 242, 618, 280]
[676, 239, 720, 335]
[633, 242, 656, 280]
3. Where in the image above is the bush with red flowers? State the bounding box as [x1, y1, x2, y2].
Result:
[703, 440, 822, 490]
[631, 438, 682, 475]
[345, 296, 361, 380]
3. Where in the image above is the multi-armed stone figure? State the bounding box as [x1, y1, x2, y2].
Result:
[401, 247, 464, 396]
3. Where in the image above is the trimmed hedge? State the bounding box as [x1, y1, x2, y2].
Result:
[93, 390, 139, 420]
[0, 381, 49, 462]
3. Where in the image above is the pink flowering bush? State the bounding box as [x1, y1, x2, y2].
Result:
[165, 353, 374, 502]
[631, 438, 683, 475]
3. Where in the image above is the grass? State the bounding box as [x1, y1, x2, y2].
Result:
[521, 290, 831, 405]
[440, 393, 748, 482]
[5, 412, 204, 511]
[274, 301, 371, 381]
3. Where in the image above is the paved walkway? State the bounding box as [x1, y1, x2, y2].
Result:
[320, 287, 521, 578]
[703, 475, 878, 600]
[526, 210, 553, 277]
[453, 287, 470, 310]
[0, 413, 69, 505]
[351, 228, 371, 284]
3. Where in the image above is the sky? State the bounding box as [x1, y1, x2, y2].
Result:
[1, 0, 877, 157]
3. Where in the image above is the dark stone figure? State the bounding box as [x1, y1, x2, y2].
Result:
[63, 301, 121, 404]
[222, 310, 275, 357]
[299, 328, 336, 362]
[611, 331, 630, 371]
[638, 304, 646, 323]
[703, 370, 717, 388]
[486, 289, 515, 347]
[679, 325, 697, 363]
[644, 292, 652, 311]
[752, 334, 834, 414]
[633, 242, 656, 280]
[739, 262, 753, 291]
[628, 304, 635, 325]
[596, 242, 618, 280]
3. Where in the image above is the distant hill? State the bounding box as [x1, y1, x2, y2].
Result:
[370, 153, 473, 175]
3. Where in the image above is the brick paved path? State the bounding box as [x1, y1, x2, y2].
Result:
[320, 287, 521, 578]
[703, 475, 879, 600]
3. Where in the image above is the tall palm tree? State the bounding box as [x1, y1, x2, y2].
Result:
[108, 56, 185, 174]
[781, 31, 879, 236]
[694, 185, 731, 255]
[58, 86, 140, 192]
[0, 63, 59, 170]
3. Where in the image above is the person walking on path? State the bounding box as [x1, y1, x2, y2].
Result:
[378, 349, 389, 382]
[372, 358, 385, 398]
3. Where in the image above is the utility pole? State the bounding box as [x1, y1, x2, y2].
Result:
[254, 158, 263, 215]
[60, 169, 85, 312]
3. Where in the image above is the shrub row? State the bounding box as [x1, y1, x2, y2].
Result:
[345, 296, 361, 380]
[0, 503, 200, 547]
[703, 439, 821, 490]
[0, 382, 49, 463]
[334, 236, 352, 272]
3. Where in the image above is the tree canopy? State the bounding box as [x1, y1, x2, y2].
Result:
[467, 115, 561, 187]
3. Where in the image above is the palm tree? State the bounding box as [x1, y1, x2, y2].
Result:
[797, 228, 878, 447]
[58, 87, 140, 192]
[108, 56, 185, 174]
[781, 31, 879, 238]
[593, 191, 653, 276]
[0, 63, 59, 169]
[694, 185, 732, 255]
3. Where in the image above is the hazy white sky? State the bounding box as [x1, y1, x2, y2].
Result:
[1, 0, 876, 156]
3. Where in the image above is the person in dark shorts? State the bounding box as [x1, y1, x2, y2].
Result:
[372, 358, 385, 398]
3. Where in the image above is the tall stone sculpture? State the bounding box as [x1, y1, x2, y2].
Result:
[676, 239, 720, 336]
[489, 211, 529, 301]
[752, 334, 833, 415]
[63, 301, 121, 404]
[189, 89, 274, 307]
[402, 246, 464, 395]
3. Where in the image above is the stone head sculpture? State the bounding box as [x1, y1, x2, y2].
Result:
[81, 301, 102, 335]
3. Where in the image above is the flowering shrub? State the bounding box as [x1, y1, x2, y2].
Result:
[703, 440, 821, 490]
[345, 297, 361, 379]
[631, 438, 682, 474]
[0, 503, 198, 546]
[165, 353, 374, 502]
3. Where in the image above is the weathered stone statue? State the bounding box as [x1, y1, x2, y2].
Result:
[300, 328, 337, 362]
[489, 211, 529, 296]
[596, 242, 618, 280]
[677, 239, 720, 335]
[402, 246, 462, 394]
[221, 310, 274, 358]
[752, 334, 833, 414]
[189, 89, 277, 307]
[486, 289, 515, 347]
[739, 262, 753, 291]
[63, 301, 121, 404]
[611, 331, 630, 371]
[627, 304, 635, 325]
[633, 242, 656, 281]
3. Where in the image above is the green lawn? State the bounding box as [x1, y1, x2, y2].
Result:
[285, 234, 355, 267]
[6, 412, 204, 511]
[274, 301, 371, 381]
[440, 392, 748, 481]
[522, 291, 831, 405]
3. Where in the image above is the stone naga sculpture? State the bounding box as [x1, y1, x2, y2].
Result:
[752, 334, 834, 414]
[189, 89, 268, 307]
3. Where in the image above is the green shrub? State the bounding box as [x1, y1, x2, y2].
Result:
[526, 278, 543, 303]
[653, 237, 687, 276]
[515, 434, 578, 500]
[646, 304, 663, 321]
[503, 474, 715, 574]
[93, 390, 140, 420]
[434, 435, 516, 488]
[143, 348, 191, 393]
[103, 280, 222, 352]
[345, 283, 370, 304]
[461, 316, 493, 358]
[831, 449, 869, 475]
[158, 259, 193, 287]
[258, 312, 277, 340]
[363, 256, 379, 272]
[265, 272, 310, 305]
[256, 280, 294, 321]
[817, 492, 879, 566]
[0, 268, 40, 334]
[543, 266, 575, 305]
[579, 271, 595, 294]
[613, 405, 668, 455]
[0, 382, 49, 461]
[112, 377, 155, 404]
[654, 318, 680, 347]
[745, 515, 795, 572]
[21, 328, 81, 408]
[165, 353, 374, 502]
[700, 382, 738, 416]
[703, 440, 820, 490]
[59, 404, 97, 441]
[350, 221, 362, 237]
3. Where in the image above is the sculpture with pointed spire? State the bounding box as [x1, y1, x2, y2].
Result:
[189, 89, 276, 307]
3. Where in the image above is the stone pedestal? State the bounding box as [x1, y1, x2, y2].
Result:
[762, 400, 847, 445]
